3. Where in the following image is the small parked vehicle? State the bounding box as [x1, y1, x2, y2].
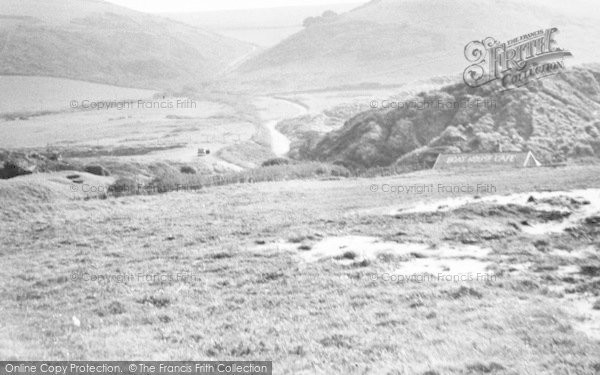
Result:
[197, 148, 211, 157]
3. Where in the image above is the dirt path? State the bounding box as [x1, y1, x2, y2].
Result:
[254, 96, 309, 156]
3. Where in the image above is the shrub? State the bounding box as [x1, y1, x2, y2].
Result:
[47, 152, 61, 161]
[333, 160, 359, 171]
[147, 173, 207, 193]
[574, 143, 595, 157]
[303, 10, 337, 28]
[180, 165, 197, 174]
[330, 165, 351, 177]
[108, 177, 139, 195]
[302, 16, 318, 28]
[105, 162, 352, 197]
[0, 160, 33, 179]
[262, 158, 290, 167]
[84, 165, 110, 176]
[322, 10, 338, 18]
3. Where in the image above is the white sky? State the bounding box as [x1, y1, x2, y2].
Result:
[104, 0, 351, 13]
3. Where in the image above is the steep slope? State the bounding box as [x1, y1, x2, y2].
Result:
[236, 0, 600, 91]
[306, 65, 600, 168]
[0, 0, 255, 89]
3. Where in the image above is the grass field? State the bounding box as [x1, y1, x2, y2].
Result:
[0, 90, 262, 173]
[0, 76, 157, 113]
[1, 165, 599, 374]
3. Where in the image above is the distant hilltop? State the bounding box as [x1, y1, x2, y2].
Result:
[235, 0, 600, 91]
[0, 0, 255, 89]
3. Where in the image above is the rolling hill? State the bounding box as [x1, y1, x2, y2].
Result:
[235, 0, 600, 91]
[304, 65, 600, 168]
[0, 0, 255, 89]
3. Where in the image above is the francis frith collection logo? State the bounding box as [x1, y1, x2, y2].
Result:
[463, 27, 572, 90]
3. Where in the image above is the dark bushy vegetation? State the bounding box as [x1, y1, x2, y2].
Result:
[0, 149, 82, 179]
[309, 67, 600, 170]
[84, 165, 110, 176]
[107, 177, 140, 196]
[0, 161, 33, 179]
[180, 165, 197, 174]
[261, 158, 291, 167]
[108, 162, 352, 197]
[302, 10, 338, 28]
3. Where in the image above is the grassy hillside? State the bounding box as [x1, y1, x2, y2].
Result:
[305, 66, 600, 169]
[235, 0, 600, 91]
[1, 164, 599, 372]
[0, 0, 255, 89]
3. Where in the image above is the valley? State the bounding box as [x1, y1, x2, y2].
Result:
[1, 0, 599, 373]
